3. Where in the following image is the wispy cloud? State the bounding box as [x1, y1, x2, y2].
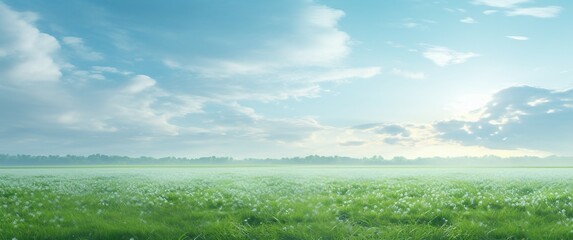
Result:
[63, 36, 104, 61]
[91, 66, 131, 75]
[313, 67, 381, 82]
[460, 17, 478, 24]
[473, 0, 530, 8]
[375, 124, 411, 137]
[161, 3, 355, 80]
[474, 0, 562, 18]
[391, 68, 425, 80]
[422, 46, 480, 67]
[445, 8, 467, 13]
[506, 36, 529, 41]
[347, 123, 426, 147]
[506, 6, 562, 18]
[386, 41, 405, 49]
[160, 2, 381, 102]
[123, 75, 156, 94]
[404, 22, 418, 28]
[401, 18, 435, 29]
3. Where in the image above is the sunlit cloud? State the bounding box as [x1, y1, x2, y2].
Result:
[435, 86, 573, 155]
[506, 36, 529, 41]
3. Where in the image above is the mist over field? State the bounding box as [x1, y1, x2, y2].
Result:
[2, 166, 573, 239]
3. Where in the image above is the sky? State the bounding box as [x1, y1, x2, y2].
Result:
[0, 0, 572, 158]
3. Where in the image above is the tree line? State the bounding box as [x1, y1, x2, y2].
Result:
[1, 154, 572, 166]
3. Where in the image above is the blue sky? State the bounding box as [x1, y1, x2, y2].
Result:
[0, 0, 572, 158]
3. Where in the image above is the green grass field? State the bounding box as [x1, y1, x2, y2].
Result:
[1, 167, 573, 239]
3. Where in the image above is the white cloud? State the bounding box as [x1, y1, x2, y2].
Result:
[63, 36, 103, 61]
[344, 123, 429, 147]
[473, 0, 530, 8]
[422, 46, 480, 67]
[69, 69, 105, 82]
[445, 8, 467, 13]
[160, 2, 379, 102]
[313, 67, 381, 82]
[460, 17, 478, 24]
[92, 66, 119, 73]
[506, 36, 529, 41]
[164, 4, 353, 77]
[280, 5, 350, 66]
[91, 66, 131, 75]
[304, 5, 344, 28]
[527, 98, 549, 107]
[474, 0, 562, 19]
[0, 2, 61, 83]
[391, 68, 425, 80]
[386, 41, 405, 49]
[483, 10, 498, 15]
[403, 22, 419, 28]
[401, 18, 435, 29]
[444, 93, 491, 120]
[506, 6, 562, 18]
[124, 75, 156, 94]
[164, 59, 269, 79]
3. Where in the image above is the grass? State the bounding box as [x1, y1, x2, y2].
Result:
[1, 167, 572, 239]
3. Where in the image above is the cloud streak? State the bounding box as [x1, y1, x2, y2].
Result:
[460, 17, 478, 24]
[422, 46, 479, 67]
[391, 68, 425, 80]
[506, 6, 562, 18]
[507, 36, 529, 41]
[63, 36, 104, 61]
[473, 0, 530, 8]
[473, 0, 562, 18]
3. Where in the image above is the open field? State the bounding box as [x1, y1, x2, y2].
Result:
[1, 166, 573, 239]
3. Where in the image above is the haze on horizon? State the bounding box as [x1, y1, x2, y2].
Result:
[0, 0, 572, 159]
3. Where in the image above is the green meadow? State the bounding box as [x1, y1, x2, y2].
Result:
[1, 167, 573, 239]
